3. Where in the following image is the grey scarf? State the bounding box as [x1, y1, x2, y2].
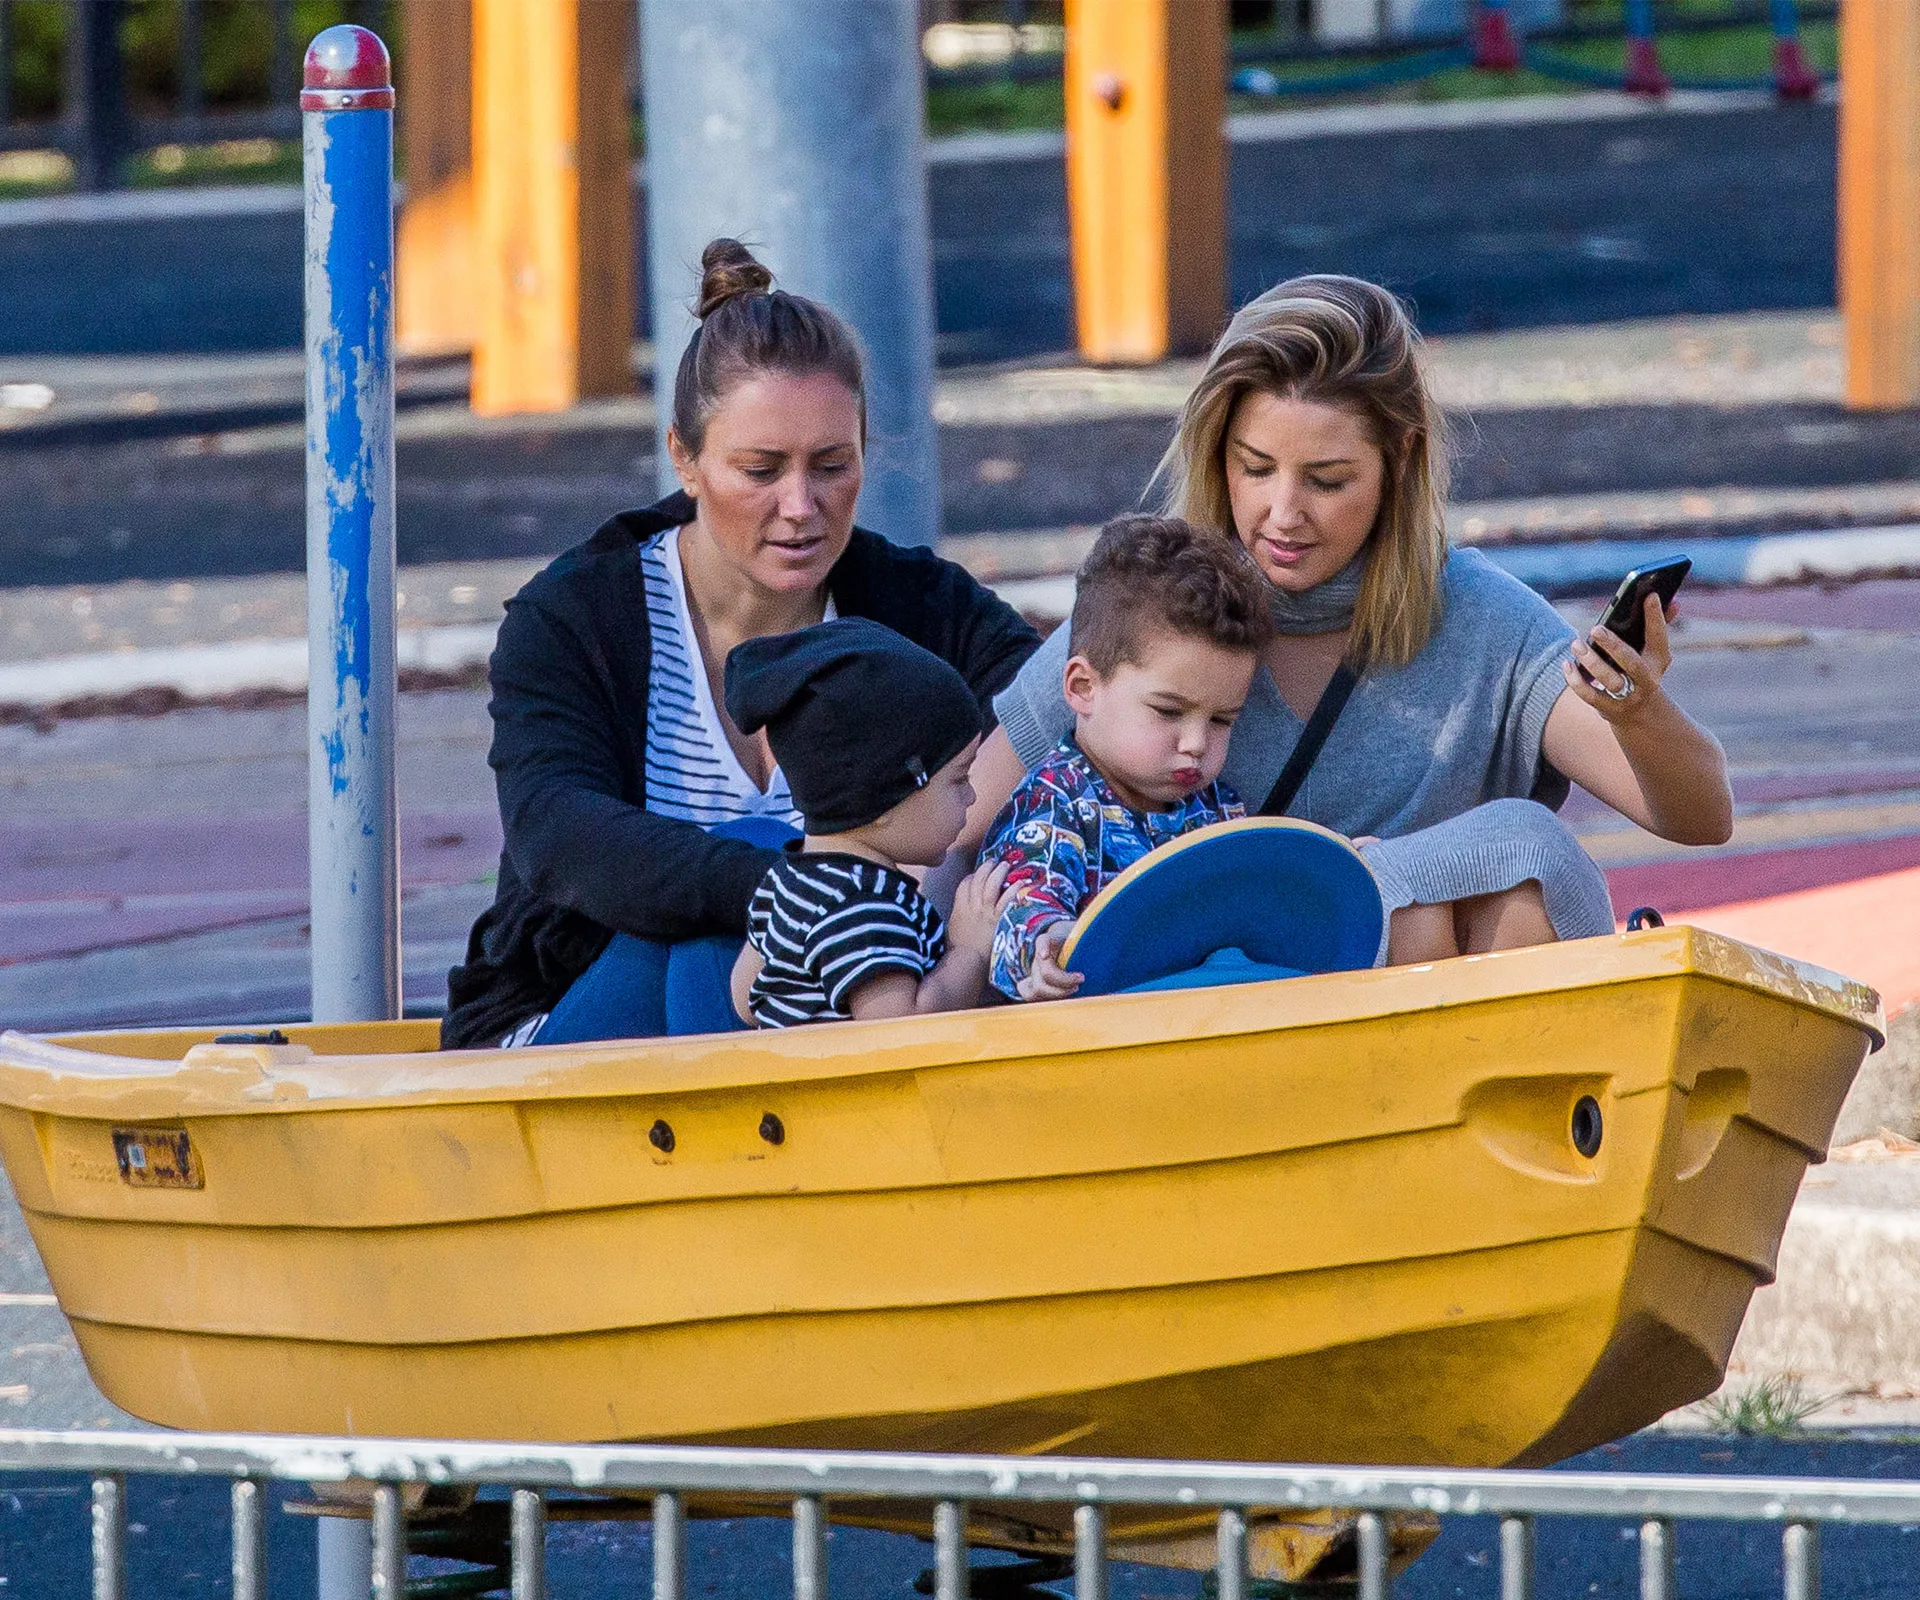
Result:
[1267, 554, 1365, 636]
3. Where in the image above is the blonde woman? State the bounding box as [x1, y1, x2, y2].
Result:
[957, 275, 1732, 963]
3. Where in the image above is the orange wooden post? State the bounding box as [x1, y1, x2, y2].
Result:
[1840, 0, 1920, 410]
[471, 0, 635, 415]
[1064, 0, 1226, 366]
[395, 0, 475, 356]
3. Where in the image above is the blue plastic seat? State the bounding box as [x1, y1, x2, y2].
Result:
[1059, 818, 1385, 999]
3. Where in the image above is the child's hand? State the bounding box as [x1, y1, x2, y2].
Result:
[946, 860, 1013, 957]
[1017, 923, 1084, 1002]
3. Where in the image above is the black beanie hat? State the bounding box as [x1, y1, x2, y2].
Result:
[724, 618, 984, 834]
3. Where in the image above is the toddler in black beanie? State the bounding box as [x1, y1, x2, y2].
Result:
[723, 618, 1012, 1027]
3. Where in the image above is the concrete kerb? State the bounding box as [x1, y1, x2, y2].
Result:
[1833, 1008, 1920, 1148]
[1731, 1063, 1920, 1407]
[3, 521, 1917, 718]
[1489, 525, 1920, 595]
[0, 625, 499, 710]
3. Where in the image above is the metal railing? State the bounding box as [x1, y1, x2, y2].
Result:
[0, 0, 377, 188]
[921, 0, 1840, 86]
[8, 1426, 1914, 1600]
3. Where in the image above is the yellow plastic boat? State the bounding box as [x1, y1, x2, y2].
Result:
[0, 925, 1880, 1562]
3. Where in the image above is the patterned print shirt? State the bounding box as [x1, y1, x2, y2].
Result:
[981, 737, 1242, 997]
[747, 852, 947, 1027]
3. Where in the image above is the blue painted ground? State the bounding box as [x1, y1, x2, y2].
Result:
[0, 103, 1835, 360]
[2, 1433, 1918, 1599]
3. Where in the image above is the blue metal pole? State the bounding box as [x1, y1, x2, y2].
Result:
[301, 41, 396, 1600]
[641, 0, 941, 549]
[302, 25, 399, 1026]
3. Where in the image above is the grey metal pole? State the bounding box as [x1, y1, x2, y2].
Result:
[303, 23, 401, 1026]
[1215, 1507, 1249, 1600]
[640, 0, 941, 549]
[1357, 1510, 1390, 1600]
[1500, 1514, 1535, 1600]
[932, 1500, 967, 1600]
[1783, 1521, 1819, 1600]
[1074, 1504, 1108, 1600]
[91, 1474, 126, 1600]
[371, 1484, 407, 1600]
[1639, 1518, 1675, 1600]
[511, 1489, 547, 1600]
[792, 1495, 828, 1600]
[232, 1480, 269, 1600]
[652, 1491, 686, 1600]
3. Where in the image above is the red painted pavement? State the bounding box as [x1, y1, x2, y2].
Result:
[1683, 864, 1920, 1017]
[0, 810, 501, 964]
[1605, 832, 1920, 918]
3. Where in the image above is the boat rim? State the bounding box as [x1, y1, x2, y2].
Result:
[0, 925, 1884, 1118]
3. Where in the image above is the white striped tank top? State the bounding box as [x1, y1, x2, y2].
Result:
[641, 525, 830, 829]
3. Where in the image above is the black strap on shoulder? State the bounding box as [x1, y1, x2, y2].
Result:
[1259, 663, 1360, 817]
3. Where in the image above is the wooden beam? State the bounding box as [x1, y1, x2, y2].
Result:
[396, 0, 475, 357]
[1840, 0, 1920, 410]
[1064, 0, 1226, 365]
[471, 0, 635, 415]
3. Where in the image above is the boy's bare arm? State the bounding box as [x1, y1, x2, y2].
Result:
[845, 970, 921, 1020]
[914, 946, 992, 1012]
[730, 942, 764, 1025]
[844, 948, 989, 1020]
[843, 862, 1013, 1022]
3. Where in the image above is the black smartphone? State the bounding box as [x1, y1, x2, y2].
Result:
[1587, 556, 1691, 675]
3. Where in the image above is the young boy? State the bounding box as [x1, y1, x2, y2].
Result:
[982, 514, 1273, 1001]
[724, 618, 1011, 1028]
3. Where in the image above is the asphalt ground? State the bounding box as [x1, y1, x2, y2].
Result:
[4, 1435, 1920, 1599]
[12, 307, 1920, 590]
[15, 391, 1920, 590]
[2, 581, 1915, 1034]
[0, 89, 1867, 587]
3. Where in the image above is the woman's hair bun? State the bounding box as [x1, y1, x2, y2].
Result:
[696, 238, 775, 320]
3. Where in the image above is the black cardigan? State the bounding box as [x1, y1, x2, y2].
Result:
[441, 493, 1041, 1048]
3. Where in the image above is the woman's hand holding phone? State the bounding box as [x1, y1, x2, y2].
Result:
[1562, 593, 1676, 725]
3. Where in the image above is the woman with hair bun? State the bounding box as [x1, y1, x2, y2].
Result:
[961, 274, 1733, 962]
[443, 240, 1039, 1048]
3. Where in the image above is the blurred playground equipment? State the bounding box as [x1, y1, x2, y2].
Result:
[3, 1, 1908, 417]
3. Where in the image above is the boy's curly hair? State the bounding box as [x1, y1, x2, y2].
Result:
[1068, 514, 1274, 676]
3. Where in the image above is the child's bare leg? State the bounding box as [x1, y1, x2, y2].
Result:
[1386, 901, 1460, 964]
[1453, 880, 1555, 954]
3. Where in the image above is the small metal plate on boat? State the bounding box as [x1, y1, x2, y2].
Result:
[111, 1128, 203, 1190]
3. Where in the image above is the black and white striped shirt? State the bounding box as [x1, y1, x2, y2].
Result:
[746, 853, 947, 1027]
[642, 526, 829, 828]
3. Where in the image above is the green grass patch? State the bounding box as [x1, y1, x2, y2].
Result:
[1696, 1375, 1832, 1437]
[1536, 20, 1835, 81]
[126, 137, 303, 190]
[926, 76, 1066, 138]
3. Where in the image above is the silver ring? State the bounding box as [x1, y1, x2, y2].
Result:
[1600, 679, 1636, 702]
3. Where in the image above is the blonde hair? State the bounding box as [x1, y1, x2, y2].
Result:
[1155, 274, 1449, 668]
